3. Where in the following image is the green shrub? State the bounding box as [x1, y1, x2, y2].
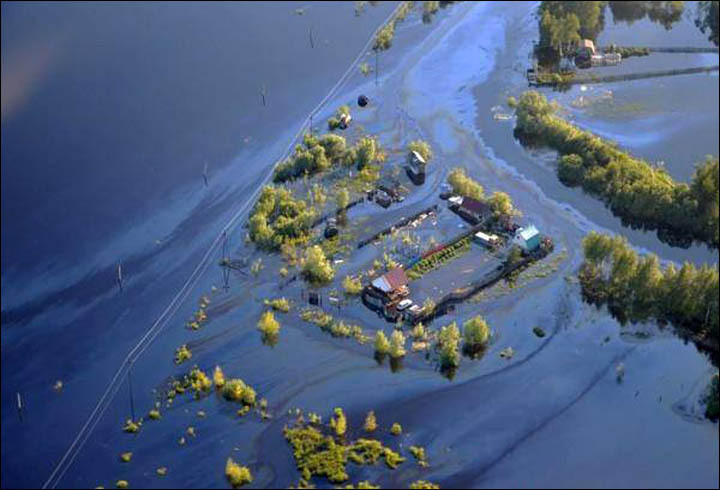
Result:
[301, 245, 335, 285]
[463, 315, 490, 348]
[225, 458, 253, 488]
[364, 411, 378, 433]
[265, 297, 291, 313]
[389, 330, 407, 359]
[374, 331, 391, 356]
[437, 323, 461, 369]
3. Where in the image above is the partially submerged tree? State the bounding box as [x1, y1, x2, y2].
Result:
[300, 245, 335, 285]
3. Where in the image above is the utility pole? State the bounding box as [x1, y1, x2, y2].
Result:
[222, 231, 230, 291]
[309, 26, 315, 49]
[128, 364, 136, 422]
[17, 392, 24, 422]
[260, 85, 267, 107]
[117, 263, 123, 293]
[375, 50, 379, 86]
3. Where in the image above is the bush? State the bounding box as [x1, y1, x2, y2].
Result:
[342, 275, 363, 295]
[213, 365, 226, 388]
[248, 186, 317, 251]
[265, 297, 291, 313]
[410, 481, 440, 489]
[225, 458, 253, 488]
[389, 330, 407, 359]
[463, 315, 490, 347]
[364, 411, 378, 433]
[374, 22, 395, 51]
[374, 331, 391, 356]
[390, 422, 402, 436]
[258, 311, 281, 338]
[174, 344, 192, 365]
[330, 407, 347, 437]
[437, 323, 461, 369]
[448, 168, 484, 200]
[301, 246, 335, 285]
[222, 379, 257, 406]
[557, 154, 584, 187]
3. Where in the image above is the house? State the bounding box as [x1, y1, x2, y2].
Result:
[453, 197, 493, 225]
[363, 267, 410, 314]
[474, 231, 500, 248]
[406, 150, 427, 185]
[513, 225, 540, 251]
[577, 39, 595, 58]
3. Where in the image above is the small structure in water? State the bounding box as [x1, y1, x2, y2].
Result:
[590, 52, 622, 66]
[324, 218, 339, 239]
[513, 225, 541, 252]
[369, 179, 407, 208]
[339, 112, 352, 130]
[406, 150, 427, 185]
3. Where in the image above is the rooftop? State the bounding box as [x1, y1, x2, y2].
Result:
[517, 225, 539, 241]
[371, 267, 409, 293]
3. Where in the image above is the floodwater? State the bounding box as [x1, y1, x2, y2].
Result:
[1, 2, 718, 489]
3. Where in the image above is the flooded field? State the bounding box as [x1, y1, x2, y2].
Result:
[2, 2, 718, 489]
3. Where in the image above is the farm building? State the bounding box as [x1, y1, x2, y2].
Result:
[362, 267, 410, 317]
[452, 197, 493, 225]
[513, 225, 540, 251]
[406, 150, 427, 185]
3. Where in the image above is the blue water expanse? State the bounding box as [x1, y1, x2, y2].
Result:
[1, 2, 397, 487]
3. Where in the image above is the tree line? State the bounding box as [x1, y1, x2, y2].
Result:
[512, 91, 719, 249]
[579, 231, 719, 353]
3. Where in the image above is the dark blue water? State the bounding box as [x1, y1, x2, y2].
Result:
[1, 1, 395, 300]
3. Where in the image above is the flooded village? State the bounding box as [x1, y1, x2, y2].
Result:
[2, 2, 718, 489]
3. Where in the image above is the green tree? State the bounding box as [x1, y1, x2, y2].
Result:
[389, 330, 407, 358]
[437, 322, 461, 369]
[463, 315, 491, 348]
[301, 245, 335, 285]
[374, 330, 391, 356]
